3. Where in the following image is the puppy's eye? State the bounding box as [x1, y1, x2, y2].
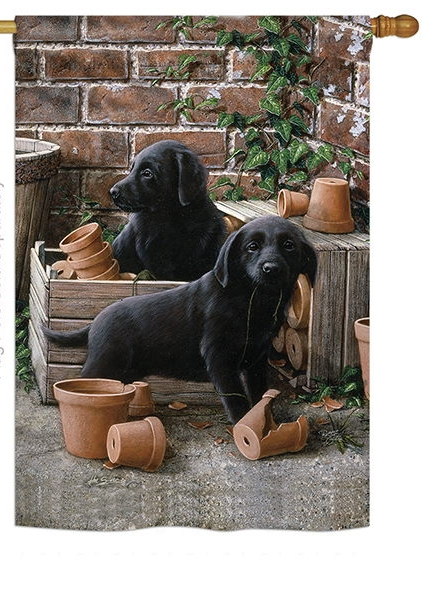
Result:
[246, 241, 260, 252]
[141, 169, 154, 179]
[283, 240, 295, 251]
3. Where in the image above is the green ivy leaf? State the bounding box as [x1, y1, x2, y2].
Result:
[257, 175, 277, 193]
[259, 94, 282, 116]
[258, 16, 281, 34]
[288, 140, 309, 163]
[288, 114, 308, 133]
[225, 148, 246, 162]
[244, 128, 261, 143]
[306, 152, 324, 171]
[339, 147, 355, 159]
[243, 145, 269, 170]
[338, 161, 352, 176]
[302, 85, 320, 105]
[267, 73, 288, 92]
[194, 98, 219, 110]
[208, 176, 234, 190]
[272, 38, 290, 57]
[317, 144, 335, 162]
[216, 30, 233, 46]
[224, 186, 244, 202]
[271, 148, 290, 174]
[245, 113, 263, 125]
[250, 64, 272, 82]
[218, 112, 235, 128]
[274, 119, 292, 143]
[287, 171, 308, 183]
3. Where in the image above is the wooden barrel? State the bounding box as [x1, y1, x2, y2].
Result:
[15, 138, 61, 300]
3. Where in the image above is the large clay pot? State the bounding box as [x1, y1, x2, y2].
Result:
[67, 241, 113, 279]
[59, 222, 103, 260]
[53, 379, 136, 459]
[354, 317, 370, 399]
[277, 189, 309, 218]
[128, 381, 155, 417]
[233, 389, 309, 460]
[107, 417, 167, 472]
[78, 258, 120, 281]
[303, 178, 355, 233]
[285, 328, 308, 371]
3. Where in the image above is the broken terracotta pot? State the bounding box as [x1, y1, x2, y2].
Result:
[277, 189, 309, 218]
[119, 272, 137, 280]
[285, 328, 308, 371]
[128, 380, 155, 417]
[303, 178, 355, 233]
[272, 323, 288, 354]
[233, 389, 309, 460]
[286, 273, 312, 329]
[67, 241, 113, 279]
[50, 260, 76, 280]
[53, 378, 136, 459]
[59, 222, 103, 260]
[78, 258, 120, 281]
[224, 215, 244, 234]
[107, 417, 167, 472]
[354, 317, 370, 399]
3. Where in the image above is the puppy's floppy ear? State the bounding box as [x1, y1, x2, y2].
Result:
[301, 240, 317, 286]
[176, 149, 208, 207]
[213, 230, 240, 287]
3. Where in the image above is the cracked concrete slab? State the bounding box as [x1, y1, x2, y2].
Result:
[15, 380, 369, 531]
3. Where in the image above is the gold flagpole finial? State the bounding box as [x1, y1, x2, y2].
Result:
[371, 15, 419, 37]
[0, 20, 17, 34]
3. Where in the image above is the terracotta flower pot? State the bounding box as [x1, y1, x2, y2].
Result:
[285, 328, 308, 371]
[67, 241, 113, 279]
[50, 260, 76, 280]
[303, 178, 355, 233]
[78, 258, 120, 281]
[286, 273, 312, 329]
[53, 379, 136, 459]
[272, 323, 288, 354]
[107, 417, 167, 472]
[224, 215, 244, 234]
[277, 189, 309, 218]
[354, 317, 370, 399]
[233, 389, 309, 460]
[128, 381, 155, 417]
[59, 222, 103, 260]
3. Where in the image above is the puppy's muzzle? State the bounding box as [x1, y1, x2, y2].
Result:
[262, 262, 281, 276]
[110, 185, 121, 201]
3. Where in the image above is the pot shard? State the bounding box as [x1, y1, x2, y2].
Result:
[233, 389, 309, 460]
[107, 417, 167, 472]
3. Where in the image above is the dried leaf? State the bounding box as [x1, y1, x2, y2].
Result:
[102, 460, 121, 470]
[187, 420, 213, 430]
[268, 358, 287, 367]
[168, 401, 188, 410]
[324, 397, 344, 412]
[225, 426, 234, 437]
[315, 417, 330, 426]
[311, 401, 325, 408]
[214, 437, 226, 445]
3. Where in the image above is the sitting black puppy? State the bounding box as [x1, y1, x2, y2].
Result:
[44, 216, 316, 424]
[110, 140, 226, 280]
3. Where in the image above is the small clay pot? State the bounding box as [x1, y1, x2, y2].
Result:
[128, 381, 155, 417]
[78, 258, 120, 281]
[277, 189, 309, 218]
[224, 215, 244, 234]
[272, 324, 288, 354]
[233, 389, 309, 460]
[107, 417, 167, 472]
[354, 317, 370, 399]
[119, 272, 137, 280]
[59, 223, 103, 260]
[285, 328, 308, 371]
[303, 178, 355, 233]
[50, 260, 76, 280]
[67, 242, 113, 279]
[286, 274, 312, 329]
[53, 379, 136, 459]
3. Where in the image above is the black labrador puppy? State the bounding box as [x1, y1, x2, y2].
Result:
[44, 216, 316, 423]
[110, 140, 225, 280]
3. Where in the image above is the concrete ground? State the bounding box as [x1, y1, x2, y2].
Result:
[15, 379, 369, 531]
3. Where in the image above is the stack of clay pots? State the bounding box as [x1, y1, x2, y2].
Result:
[277, 177, 355, 234]
[273, 273, 312, 372]
[58, 223, 120, 280]
[53, 377, 166, 471]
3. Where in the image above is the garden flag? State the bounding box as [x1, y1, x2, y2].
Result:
[15, 15, 370, 531]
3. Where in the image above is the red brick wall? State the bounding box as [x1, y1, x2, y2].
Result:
[14, 15, 371, 243]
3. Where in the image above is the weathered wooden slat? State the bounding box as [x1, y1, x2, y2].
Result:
[29, 284, 49, 354]
[49, 278, 186, 299]
[49, 297, 123, 319]
[28, 321, 48, 403]
[30, 247, 49, 314]
[342, 249, 370, 368]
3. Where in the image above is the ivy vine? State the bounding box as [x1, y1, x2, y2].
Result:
[155, 16, 364, 203]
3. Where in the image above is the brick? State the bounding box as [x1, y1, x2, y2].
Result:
[15, 16, 78, 41]
[16, 128, 38, 139]
[138, 50, 224, 81]
[315, 19, 372, 62]
[355, 62, 370, 107]
[312, 56, 353, 101]
[41, 130, 129, 168]
[85, 16, 175, 43]
[50, 170, 82, 208]
[87, 85, 177, 125]
[350, 158, 370, 204]
[187, 16, 261, 44]
[83, 170, 128, 209]
[231, 50, 267, 81]
[16, 86, 79, 124]
[186, 86, 265, 124]
[44, 49, 128, 81]
[318, 99, 369, 155]
[15, 48, 38, 81]
[134, 131, 226, 168]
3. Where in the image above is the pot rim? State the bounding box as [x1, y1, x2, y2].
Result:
[60, 222, 101, 251]
[54, 378, 136, 399]
[78, 258, 119, 281]
[67, 241, 111, 268]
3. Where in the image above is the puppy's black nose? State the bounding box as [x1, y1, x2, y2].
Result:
[110, 186, 120, 200]
[262, 262, 281, 275]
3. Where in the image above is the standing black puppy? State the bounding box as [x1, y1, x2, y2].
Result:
[110, 140, 225, 280]
[44, 217, 316, 423]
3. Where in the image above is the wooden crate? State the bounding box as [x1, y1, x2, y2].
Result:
[29, 242, 217, 405]
[215, 198, 370, 385]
